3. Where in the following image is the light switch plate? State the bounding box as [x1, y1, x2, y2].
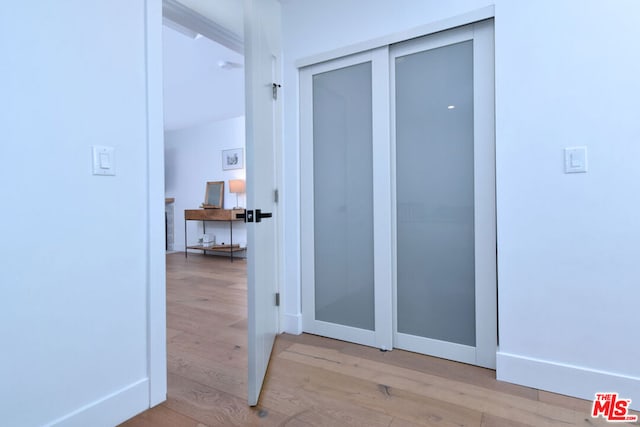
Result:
[93, 145, 115, 176]
[564, 146, 587, 173]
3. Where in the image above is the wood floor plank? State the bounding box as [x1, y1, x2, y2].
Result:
[537, 390, 594, 413]
[168, 350, 246, 400]
[340, 340, 538, 401]
[166, 306, 244, 339]
[480, 413, 531, 427]
[167, 327, 184, 340]
[289, 405, 394, 427]
[166, 372, 288, 427]
[169, 329, 247, 369]
[277, 332, 355, 352]
[119, 404, 208, 427]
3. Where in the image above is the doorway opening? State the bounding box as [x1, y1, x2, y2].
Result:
[161, 0, 251, 410]
[163, 6, 246, 258]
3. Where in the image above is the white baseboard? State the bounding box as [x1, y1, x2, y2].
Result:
[497, 352, 640, 411]
[282, 312, 302, 335]
[49, 378, 149, 427]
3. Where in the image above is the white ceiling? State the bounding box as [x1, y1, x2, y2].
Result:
[162, 1, 244, 131]
[175, 0, 244, 37]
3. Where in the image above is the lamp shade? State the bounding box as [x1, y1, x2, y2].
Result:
[229, 179, 246, 194]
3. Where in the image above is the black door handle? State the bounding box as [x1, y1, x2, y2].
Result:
[236, 209, 270, 223]
[255, 209, 272, 223]
[236, 210, 254, 223]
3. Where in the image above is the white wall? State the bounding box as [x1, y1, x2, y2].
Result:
[165, 116, 247, 252]
[162, 24, 244, 131]
[0, 1, 165, 426]
[280, 0, 640, 408]
[493, 1, 640, 407]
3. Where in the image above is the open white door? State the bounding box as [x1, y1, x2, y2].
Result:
[244, 0, 281, 407]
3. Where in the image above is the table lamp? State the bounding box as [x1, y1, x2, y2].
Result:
[229, 179, 246, 209]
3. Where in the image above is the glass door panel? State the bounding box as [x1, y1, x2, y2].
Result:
[395, 41, 476, 346]
[313, 62, 375, 331]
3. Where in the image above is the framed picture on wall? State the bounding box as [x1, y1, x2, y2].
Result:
[222, 148, 244, 170]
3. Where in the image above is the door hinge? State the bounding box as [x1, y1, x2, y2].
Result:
[275, 292, 280, 306]
[272, 83, 281, 100]
[274, 189, 279, 203]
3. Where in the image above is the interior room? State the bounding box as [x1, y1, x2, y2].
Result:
[162, 10, 247, 256]
[1, 1, 639, 426]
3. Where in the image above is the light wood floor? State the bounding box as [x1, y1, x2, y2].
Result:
[122, 253, 639, 427]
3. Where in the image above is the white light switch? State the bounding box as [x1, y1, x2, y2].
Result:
[564, 146, 587, 173]
[93, 145, 115, 176]
[99, 152, 111, 169]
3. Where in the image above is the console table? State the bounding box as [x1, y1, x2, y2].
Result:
[184, 209, 245, 262]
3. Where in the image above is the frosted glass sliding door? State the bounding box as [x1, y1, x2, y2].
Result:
[301, 21, 494, 366]
[391, 22, 496, 368]
[313, 62, 374, 330]
[395, 40, 476, 346]
[301, 48, 392, 349]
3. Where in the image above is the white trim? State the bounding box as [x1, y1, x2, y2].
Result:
[282, 312, 302, 334]
[389, 32, 399, 354]
[299, 55, 314, 335]
[471, 19, 497, 369]
[49, 379, 149, 427]
[396, 333, 477, 366]
[307, 321, 377, 349]
[497, 352, 640, 411]
[388, 24, 473, 58]
[295, 5, 494, 68]
[371, 46, 393, 351]
[162, 0, 243, 53]
[274, 29, 286, 338]
[146, 0, 167, 407]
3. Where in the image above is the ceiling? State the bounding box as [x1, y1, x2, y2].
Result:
[162, 1, 244, 131]
[175, 0, 243, 37]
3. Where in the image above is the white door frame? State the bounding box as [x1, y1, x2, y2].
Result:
[147, 0, 167, 406]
